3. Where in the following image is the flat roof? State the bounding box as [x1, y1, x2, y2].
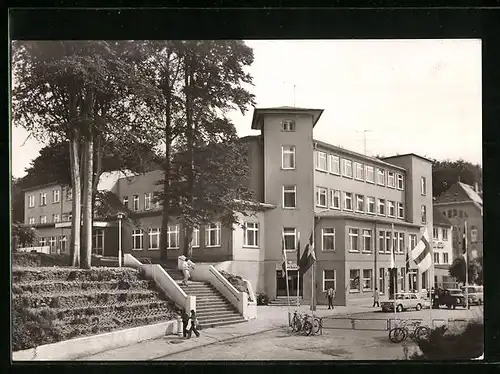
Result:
[22, 181, 63, 193]
[381, 153, 434, 164]
[313, 139, 407, 172]
[251, 107, 324, 130]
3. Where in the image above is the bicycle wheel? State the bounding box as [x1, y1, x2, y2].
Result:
[389, 327, 406, 343]
[303, 321, 313, 336]
[312, 318, 321, 334]
[414, 326, 431, 340]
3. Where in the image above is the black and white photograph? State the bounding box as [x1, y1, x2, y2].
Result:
[10, 37, 483, 361]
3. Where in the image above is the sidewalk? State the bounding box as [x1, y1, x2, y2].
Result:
[77, 303, 373, 361]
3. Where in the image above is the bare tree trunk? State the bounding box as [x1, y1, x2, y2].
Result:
[68, 87, 81, 268]
[69, 130, 81, 267]
[81, 89, 94, 269]
[183, 56, 195, 258]
[160, 54, 173, 263]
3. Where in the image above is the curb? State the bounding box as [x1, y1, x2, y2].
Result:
[13, 320, 179, 361]
[150, 325, 282, 360]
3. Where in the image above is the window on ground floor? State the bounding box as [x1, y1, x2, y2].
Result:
[132, 229, 143, 250]
[379, 268, 385, 294]
[168, 224, 180, 249]
[398, 232, 404, 254]
[148, 228, 160, 250]
[244, 222, 259, 247]
[362, 269, 373, 292]
[59, 236, 67, 253]
[93, 229, 105, 254]
[206, 222, 221, 247]
[192, 227, 200, 248]
[349, 269, 361, 292]
[400, 267, 405, 291]
[49, 236, 57, 254]
[323, 270, 336, 292]
[39, 237, 47, 246]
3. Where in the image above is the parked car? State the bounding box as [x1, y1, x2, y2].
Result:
[432, 288, 466, 309]
[381, 292, 428, 312]
[460, 285, 483, 305]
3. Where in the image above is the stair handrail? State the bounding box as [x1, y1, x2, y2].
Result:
[124, 254, 195, 312]
[208, 266, 240, 301]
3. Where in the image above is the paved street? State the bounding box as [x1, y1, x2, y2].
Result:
[78, 304, 482, 361]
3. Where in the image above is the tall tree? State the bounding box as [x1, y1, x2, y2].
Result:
[12, 41, 159, 268]
[174, 40, 257, 258]
[448, 256, 481, 286]
[432, 159, 482, 197]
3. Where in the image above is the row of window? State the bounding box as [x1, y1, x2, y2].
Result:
[123, 193, 160, 211]
[131, 223, 222, 250]
[444, 209, 469, 219]
[433, 252, 450, 265]
[28, 189, 72, 208]
[315, 187, 406, 219]
[323, 267, 407, 294]
[314, 150, 406, 189]
[37, 230, 104, 254]
[432, 227, 449, 241]
[281, 147, 428, 196]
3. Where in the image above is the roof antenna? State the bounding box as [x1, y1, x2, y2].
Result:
[293, 84, 296, 108]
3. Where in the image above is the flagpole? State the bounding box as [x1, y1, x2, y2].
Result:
[391, 223, 396, 321]
[464, 220, 469, 312]
[282, 232, 292, 327]
[297, 231, 300, 308]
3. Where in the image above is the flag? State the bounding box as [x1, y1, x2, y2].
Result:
[410, 228, 432, 273]
[390, 224, 396, 269]
[281, 232, 287, 278]
[405, 251, 410, 273]
[462, 220, 468, 260]
[299, 231, 316, 276]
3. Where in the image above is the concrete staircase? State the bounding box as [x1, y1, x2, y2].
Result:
[164, 268, 246, 329]
[269, 296, 303, 307]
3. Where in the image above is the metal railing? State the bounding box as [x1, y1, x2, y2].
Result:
[321, 316, 475, 332]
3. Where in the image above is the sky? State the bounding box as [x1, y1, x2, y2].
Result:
[11, 39, 482, 178]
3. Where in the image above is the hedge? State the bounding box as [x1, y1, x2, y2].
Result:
[12, 253, 104, 268]
[411, 320, 484, 360]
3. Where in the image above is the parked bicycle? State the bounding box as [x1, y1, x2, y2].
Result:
[389, 319, 431, 343]
[291, 311, 323, 336]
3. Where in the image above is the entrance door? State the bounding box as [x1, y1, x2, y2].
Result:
[276, 270, 303, 297]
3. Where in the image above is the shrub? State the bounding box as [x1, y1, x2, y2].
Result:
[256, 293, 269, 306]
[411, 321, 483, 360]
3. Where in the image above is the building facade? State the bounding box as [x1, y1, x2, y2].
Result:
[22, 107, 436, 305]
[434, 182, 483, 260]
[432, 207, 454, 288]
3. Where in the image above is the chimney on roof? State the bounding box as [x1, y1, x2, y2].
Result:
[474, 182, 479, 192]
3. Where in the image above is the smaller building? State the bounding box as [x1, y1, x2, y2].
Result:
[432, 207, 455, 289]
[434, 181, 483, 260]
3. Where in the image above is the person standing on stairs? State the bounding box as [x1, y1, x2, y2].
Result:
[180, 256, 194, 286]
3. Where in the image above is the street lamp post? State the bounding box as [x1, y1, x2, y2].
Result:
[117, 213, 124, 268]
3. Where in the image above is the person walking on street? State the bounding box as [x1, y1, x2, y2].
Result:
[187, 310, 200, 338]
[181, 309, 189, 338]
[373, 288, 380, 307]
[326, 286, 335, 310]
